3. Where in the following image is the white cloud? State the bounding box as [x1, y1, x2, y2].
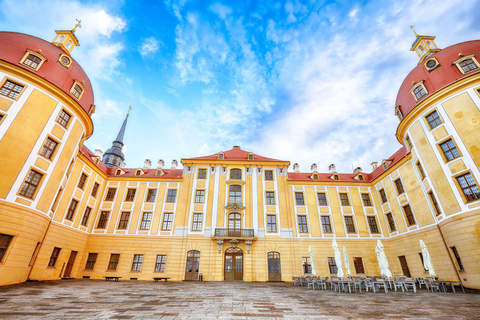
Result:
[139, 37, 160, 57]
[210, 2, 232, 20]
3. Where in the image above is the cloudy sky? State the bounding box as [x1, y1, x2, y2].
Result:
[1, 0, 479, 173]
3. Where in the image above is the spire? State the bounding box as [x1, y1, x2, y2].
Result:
[102, 107, 131, 168]
[52, 20, 81, 54]
[409, 27, 440, 63]
[410, 25, 418, 37]
[114, 109, 130, 144]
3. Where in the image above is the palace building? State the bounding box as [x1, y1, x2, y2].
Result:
[0, 27, 479, 288]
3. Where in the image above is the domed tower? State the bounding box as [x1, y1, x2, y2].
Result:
[102, 111, 129, 167]
[0, 24, 95, 286]
[395, 31, 480, 287]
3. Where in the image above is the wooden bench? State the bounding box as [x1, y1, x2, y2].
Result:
[104, 276, 122, 281]
[153, 277, 170, 282]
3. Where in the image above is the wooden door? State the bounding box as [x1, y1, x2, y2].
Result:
[398, 255, 411, 277]
[224, 247, 243, 281]
[268, 251, 281, 281]
[185, 250, 200, 280]
[63, 251, 77, 278]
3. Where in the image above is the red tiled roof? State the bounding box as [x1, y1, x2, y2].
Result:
[182, 147, 287, 162]
[0, 32, 94, 115]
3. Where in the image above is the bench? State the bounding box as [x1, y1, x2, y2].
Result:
[104, 276, 122, 281]
[153, 277, 170, 282]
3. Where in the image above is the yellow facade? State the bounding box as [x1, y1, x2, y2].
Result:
[1, 30, 480, 289]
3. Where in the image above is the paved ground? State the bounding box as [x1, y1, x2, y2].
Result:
[0, 280, 478, 319]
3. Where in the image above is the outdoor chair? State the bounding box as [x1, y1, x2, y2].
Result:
[426, 279, 440, 293]
[365, 280, 376, 293]
[416, 277, 427, 289]
[375, 279, 388, 293]
[403, 278, 417, 293]
[292, 276, 301, 286]
[393, 280, 405, 292]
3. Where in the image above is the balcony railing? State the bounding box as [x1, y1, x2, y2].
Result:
[214, 228, 254, 238]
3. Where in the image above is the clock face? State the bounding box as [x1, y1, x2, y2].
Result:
[60, 56, 71, 66]
[426, 60, 437, 69]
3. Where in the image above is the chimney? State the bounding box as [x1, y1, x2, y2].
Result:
[311, 163, 318, 173]
[371, 162, 378, 170]
[293, 163, 300, 173]
[143, 159, 152, 170]
[171, 160, 178, 170]
[354, 167, 362, 174]
[94, 148, 103, 157]
[328, 164, 336, 174]
[157, 160, 164, 169]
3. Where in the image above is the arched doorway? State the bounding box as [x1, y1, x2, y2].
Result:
[228, 213, 241, 237]
[224, 247, 243, 281]
[185, 250, 200, 280]
[267, 251, 281, 281]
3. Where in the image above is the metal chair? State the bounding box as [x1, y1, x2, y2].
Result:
[403, 277, 417, 293]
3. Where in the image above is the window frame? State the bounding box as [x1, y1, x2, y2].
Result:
[48, 247, 61, 267]
[197, 168, 207, 179]
[125, 188, 137, 202]
[302, 257, 312, 274]
[131, 254, 144, 271]
[409, 80, 428, 102]
[0, 78, 26, 101]
[81, 206, 92, 226]
[195, 189, 205, 203]
[39, 136, 59, 160]
[140, 212, 152, 230]
[361, 193, 372, 206]
[264, 170, 274, 181]
[146, 188, 157, 202]
[56, 109, 72, 129]
[18, 169, 44, 199]
[353, 257, 365, 274]
[20, 50, 47, 71]
[455, 172, 480, 203]
[166, 189, 177, 203]
[191, 213, 203, 231]
[155, 255, 167, 272]
[65, 199, 78, 221]
[295, 192, 305, 205]
[402, 204, 416, 226]
[105, 188, 117, 201]
[91, 182, 100, 198]
[107, 254, 120, 271]
[265, 191, 275, 205]
[438, 138, 461, 162]
[266, 214, 277, 232]
[0, 234, 14, 263]
[379, 189, 388, 204]
[327, 257, 337, 274]
[228, 185, 242, 203]
[97, 211, 110, 229]
[70, 80, 86, 101]
[344, 216, 356, 233]
[386, 212, 396, 232]
[321, 215, 332, 233]
[394, 178, 405, 195]
[317, 193, 328, 206]
[452, 54, 480, 75]
[77, 173, 88, 190]
[425, 110, 443, 130]
[84, 253, 98, 270]
[297, 215, 308, 233]
[230, 168, 242, 180]
[367, 216, 380, 234]
[428, 191, 442, 216]
[339, 193, 350, 206]
[450, 246, 465, 271]
[162, 213, 173, 230]
[117, 212, 131, 229]
[416, 161, 426, 180]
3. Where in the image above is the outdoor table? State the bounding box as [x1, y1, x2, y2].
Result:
[437, 280, 465, 293]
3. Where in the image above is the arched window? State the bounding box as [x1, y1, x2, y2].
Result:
[116, 169, 122, 175]
[156, 170, 163, 176]
[229, 185, 242, 203]
[230, 169, 242, 180]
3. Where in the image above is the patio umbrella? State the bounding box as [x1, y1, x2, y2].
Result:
[343, 246, 351, 277]
[375, 240, 392, 278]
[308, 246, 316, 276]
[420, 240, 436, 277]
[332, 239, 344, 278]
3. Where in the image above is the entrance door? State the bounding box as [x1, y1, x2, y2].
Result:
[228, 213, 241, 237]
[63, 251, 77, 278]
[268, 251, 281, 281]
[398, 256, 411, 277]
[185, 250, 200, 280]
[224, 247, 243, 281]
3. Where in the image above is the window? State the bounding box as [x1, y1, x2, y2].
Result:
[0, 234, 13, 262]
[229, 185, 242, 203]
[457, 173, 480, 202]
[48, 247, 61, 267]
[297, 215, 308, 233]
[155, 255, 166, 272]
[140, 212, 152, 230]
[195, 190, 205, 203]
[51, 188, 62, 213]
[344, 216, 356, 233]
[450, 246, 464, 271]
[23, 54, 42, 69]
[386, 213, 396, 232]
[19, 170, 43, 198]
[411, 82, 427, 101]
[321, 216, 332, 233]
[267, 215, 277, 232]
[328, 257, 337, 274]
[453, 55, 479, 74]
[295, 192, 304, 205]
[85, 253, 98, 270]
[417, 162, 426, 180]
[28, 242, 40, 266]
[116, 169, 122, 175]
[367, 216, 379, 233]
[264, 170, 273, 181]
[135, 170, 142, 176]
[117, 212, 130, 229]
[125, 189, 136, 201]
[266, 191, 275, 205]
[97, 211, 109, 229]
[302, 257, 312, 274]
[70, 83, 83, 99]
[406, 136, 413, 149]
[105, 188, 116, 201]
[131, 254, 143, 271]
[192, 213, 203, 231]
[248, 154, 254, 160]
[81, 207, 91, 226]
[146, 189, 157, 202]
[40, 137, 57, 159]
[65, 199, 78, 220]
[428, 191, 441, 216]
[353, 257, 365, 274]
[361, 193, 372, 206]
[403, 205, 416, 226]
[333, 174, 339, 180]
[78, 173, 88, 190]
[426, 110, 442, 129]
[218, 153, 224, 160]
[379, 189, 388, 203]
[394, 179, 405, 195]
[339, 193, 350, 206]
[230, 169, 242, 180]
[358, 174, 364, 181]
[162, 213, 173, 230]
[317, 193, 327, 205]
[166, 189, 177, 202]
[229, 213, 241, 230]
[0, 80, 24, 99]
[440, 139, 460, 161]
[156, 170, 163, 176]
[197, 169, 207, 179]
[91, 183, 99, 198]
[107, 254, 120, 271]
[56, 110, 71, 128]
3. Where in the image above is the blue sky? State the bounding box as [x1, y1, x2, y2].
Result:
[1, 0, 479, 173]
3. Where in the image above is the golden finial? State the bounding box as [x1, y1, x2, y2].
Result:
[72, 19, 82, 32]
[127, 106, 132, 116]
[410, 25, 418, 37]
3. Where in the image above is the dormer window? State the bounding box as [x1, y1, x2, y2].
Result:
[135, 170, 142, 176]
[312, 173, 318, 180]
[452, 54, 479, 75]
[248, 153, 254, 160]
[409, 81, 428, 101]
[70, 80, 86, 101]
[382, 162, 389, 170]
[333, 174, 339, 180]
[20, 50, 47, 71]
[395, 106, 403, 121]
[358, 174, 364, 181]
[156, 170, 163, 176]
[115, 169, 122, 175]
[218, 153, 224, 160]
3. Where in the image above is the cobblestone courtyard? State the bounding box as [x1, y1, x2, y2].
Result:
[0, 280, 478, 319]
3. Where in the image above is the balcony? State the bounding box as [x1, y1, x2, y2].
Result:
[214, 228, 254, 239]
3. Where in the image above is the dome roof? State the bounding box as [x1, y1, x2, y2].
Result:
[396, 40, 480, 118]
[0, 32, 94, 114]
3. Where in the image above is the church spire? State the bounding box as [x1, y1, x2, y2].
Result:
[409, 26, 440, 63]
[102, 107, 131, 168]
[52, 20, 81, 54]
[114, 107, 130, 144]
